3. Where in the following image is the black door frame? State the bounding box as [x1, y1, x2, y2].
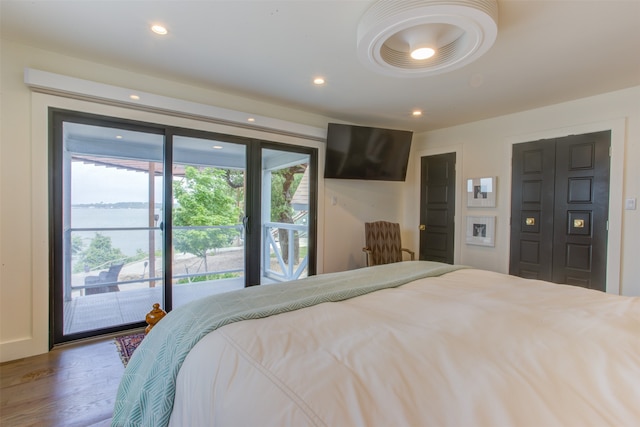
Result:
[506, 122, 625, 295]
[419, 152, 456, 264]
[49, 108, 317, 346]
[509, 131, 610, 289]
[417, 148, 461, 265]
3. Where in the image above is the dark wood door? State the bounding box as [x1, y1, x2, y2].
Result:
[551, 132, 610, 288]
[509, 140, 556, 280]
[419, 153, 455, 264]
[510, 131, 610, 290]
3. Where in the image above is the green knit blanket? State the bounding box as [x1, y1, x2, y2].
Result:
[111, 261, 465, 426]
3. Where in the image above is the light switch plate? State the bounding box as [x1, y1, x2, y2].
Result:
[625, 197, 637, 210]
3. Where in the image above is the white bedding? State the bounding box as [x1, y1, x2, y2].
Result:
[169, 269, 640, 427]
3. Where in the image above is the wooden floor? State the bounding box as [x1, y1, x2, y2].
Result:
[0, 337, 125, 427]
[1, 277, 287, 426]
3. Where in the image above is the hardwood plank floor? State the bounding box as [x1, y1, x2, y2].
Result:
[1, 337, 126, 427]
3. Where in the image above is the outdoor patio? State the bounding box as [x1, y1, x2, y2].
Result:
[63, 277, 245, 335]
[63, 231, 308, 336]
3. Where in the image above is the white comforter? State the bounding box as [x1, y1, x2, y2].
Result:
[169, 269, 640, 427]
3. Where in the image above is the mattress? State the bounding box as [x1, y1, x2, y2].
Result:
[167, 268, 640, 427]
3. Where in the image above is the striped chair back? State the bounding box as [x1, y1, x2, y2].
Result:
[364, 221, 404, 266]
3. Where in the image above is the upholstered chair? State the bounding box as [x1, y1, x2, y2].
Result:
[362, 221, 415, 267]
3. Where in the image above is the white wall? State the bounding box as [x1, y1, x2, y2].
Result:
[2, 37, 638, 363]
[323, 179, 407, 272]
[0, 40, 338, 362]
[403, 87, 640, 297]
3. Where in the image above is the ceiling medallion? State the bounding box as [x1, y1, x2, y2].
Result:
[357, 0, 498, 77]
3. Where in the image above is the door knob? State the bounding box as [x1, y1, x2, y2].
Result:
[419, 224, 426, 231]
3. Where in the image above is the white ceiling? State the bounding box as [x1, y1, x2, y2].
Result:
[2, 0, 639, 133]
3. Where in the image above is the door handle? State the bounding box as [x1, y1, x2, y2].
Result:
[242, 216, 250, 234]
[419, 224, 426, 231]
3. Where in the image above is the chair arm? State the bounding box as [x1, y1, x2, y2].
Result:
[362, 247, 373, 267]
[401, 248, 415, 261]
[84, 275, 100, 285]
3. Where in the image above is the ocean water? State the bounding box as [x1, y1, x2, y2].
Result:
[71, 207, 161, 256]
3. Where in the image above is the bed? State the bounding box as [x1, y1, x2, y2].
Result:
[111, 261, 640, 427]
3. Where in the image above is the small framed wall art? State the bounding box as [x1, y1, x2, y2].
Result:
[467, 176, 496, 207]
[466, 215, 496, 247]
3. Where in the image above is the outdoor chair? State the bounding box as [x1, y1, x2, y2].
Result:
[362, 221, 415, 267]
[84, 263, 124, 295]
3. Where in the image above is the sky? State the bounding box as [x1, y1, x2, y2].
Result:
[71, 162, 164, 205]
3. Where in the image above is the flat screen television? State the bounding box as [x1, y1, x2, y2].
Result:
[324, 123, 413, 181]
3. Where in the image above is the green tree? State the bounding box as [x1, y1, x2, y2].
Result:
[80, 233, 127, 271]
[173, 166, 241, 271]
[271, 164, 306, 263]
[71, 235, 84, 255]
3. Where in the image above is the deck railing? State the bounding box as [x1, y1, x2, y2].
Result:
[65, 221, 307, 300]
[263, 222, 308, 282]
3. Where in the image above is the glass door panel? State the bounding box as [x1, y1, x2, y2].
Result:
[171, 135, 246, 308]
[261, 149, 310, 283]
[54, 111, 316, 344]
[62, 122, 165, 337]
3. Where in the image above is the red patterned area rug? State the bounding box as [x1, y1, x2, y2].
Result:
[114, 333, 145, 367]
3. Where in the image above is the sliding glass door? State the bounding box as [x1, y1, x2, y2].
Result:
[261, 147, 312, 282]
[52, 114, 166, 342]
[171, 134, 247, 309]
[51, 110, 316, 344]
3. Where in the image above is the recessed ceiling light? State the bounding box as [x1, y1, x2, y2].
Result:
[116, 135, 123, 139]
[212, 145, 223, 150]
[412, 110, 423, 117]
[410, 47, 436, 60]
[313, 77, 325, 85]
[247, 117, 255, 122]
[151, 25, 168, 35]
[129, 94, 140, 100]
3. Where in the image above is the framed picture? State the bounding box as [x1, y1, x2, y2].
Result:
[467, 176, 496, 207]
[466, 216, 496, 247]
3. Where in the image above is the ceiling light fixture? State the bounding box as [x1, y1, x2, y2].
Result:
[357, 0, 498, 77]
[411, 47, 435, 60]
[151, 25, 168, 35]
[247, 117, 255, 122]
[212, 145, 223, 150]
[412, 110, 423, 117]
[313, 77, 325, 85]
[129, 94, 140, 100]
